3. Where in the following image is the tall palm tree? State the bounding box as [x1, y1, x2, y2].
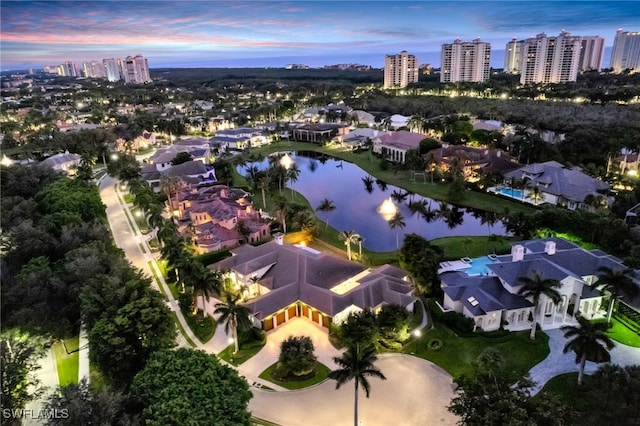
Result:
[517, 271, 562, 340]
[316, 198, 337, 230]
[328, 344, 386, 426]
[407, 115, 424, 133]
[526, 184, 544, 205]
[214, 293, 253, 354]
[338, 230, 360, 261]
[388, 212, 406, 249]
[561, 314, 615, 385]
[355, 236, 364, 261]
[286, 163, 301, 200]
[159, 175, 182, 217]
[184, 262, 220, 315]
[597, 266, 639, 323]
[273, 196, 290, 234]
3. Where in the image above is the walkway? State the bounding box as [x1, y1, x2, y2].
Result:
[529, 328, 640, 394]
[23, 348, 58, 426]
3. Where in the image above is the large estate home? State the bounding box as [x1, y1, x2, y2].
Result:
[173, 183, 270, 253]
[209, 127, 267, 151]
[438, 237, 630, 332]
[425, 145, 521, 182]
[374, 130, 427, 163]
[211, 234, 416, 331]
[501, 161, 611, 210]
[292, 123, 347, 143]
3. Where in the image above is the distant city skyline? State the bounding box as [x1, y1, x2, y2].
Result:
[1, 1, 638, 70]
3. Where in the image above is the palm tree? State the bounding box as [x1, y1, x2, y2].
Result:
[316, 198, 337, 230]
[273, 196, 290, 234]
[488, 234, 507, 255]
[407, 115, 424, 133]
[388, 212, 406, 249]
[518, 272, 562, 340]
[339, 230, 360, 261]
[286, 163, 301, 200]
[561, 314, 615, 385]
[214, 293, 253, 354]
[526, 184, 544, 205]
[184, 262, 220, 315]
[328, 344, 386, 426]
[597, 266, 639, 323]
[159, 175, 182, 217]
[355, 236, 364, 261]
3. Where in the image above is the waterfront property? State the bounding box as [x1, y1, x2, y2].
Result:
[211, 233, 416, 331]
[438, 237, 629, 332]
[173, 183, 270, 253]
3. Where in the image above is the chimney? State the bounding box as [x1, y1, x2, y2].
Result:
[273, 232, 284, 245]
[511, 244, 525, 262]
[544, 241, 556, 255]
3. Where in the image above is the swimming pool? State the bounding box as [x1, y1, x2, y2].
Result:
[463, 256, 500, 276]
[490, 186, 524, 201]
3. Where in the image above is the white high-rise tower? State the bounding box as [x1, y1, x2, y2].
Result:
[383, 51, 419, 89]
[440, 38, 491, 83]
[610, 29, 640, 73]
[520, 31, 582, 84]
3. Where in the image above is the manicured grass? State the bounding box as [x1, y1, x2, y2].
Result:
[430, 235, 513, 260]
[602, 317, 640, 348]
[123, 193, 134, 204]
[403, 322, 550, 380]
[169, 312, 197, 348]
[218, 343, 264, 366]
[249, 141, 535, 215]
[259, 362, 331, 390]
[52, 337, 80, 386]
[182, 310, 216, 343]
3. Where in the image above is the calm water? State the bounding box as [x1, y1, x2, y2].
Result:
[240, 152, 508, 252]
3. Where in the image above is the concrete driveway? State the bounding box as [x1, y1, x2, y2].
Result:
[249, 352, 457, 426]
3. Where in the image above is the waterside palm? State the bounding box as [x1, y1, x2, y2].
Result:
[517, 272, 562, 340]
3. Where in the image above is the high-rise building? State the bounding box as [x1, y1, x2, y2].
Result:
[57, 61, 79, 77]
[610, 29, 640, 73]
[578, 36, 605, 72]
[123, 54, 151, 84]
[383, 51, 419, 89]
[103, 58, 123, 82]
[82, 61, 107, 78]
[440, 38, 491, 83]
[520, 31, 582, 84]
[504, 37, 523, 73]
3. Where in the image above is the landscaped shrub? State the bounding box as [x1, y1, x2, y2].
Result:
[195, 248, 232, 267]
[438, 311, 475, 335]
[238, 327, 266, 350]
[272, 336, 317, 381]
[377, 304, 410, 342]
[428, 338, 443, 351]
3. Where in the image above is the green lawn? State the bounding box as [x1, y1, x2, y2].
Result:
[259, 362, 331, 390]
[182, 309, 217, 343]
[52, 337, 80, 386]
[169, 312, 197, 348]
[430, 235, 513, 260]
[603, 317, 640, 348]
[218, 343, 264, 366]
[403, 323, 549, 380]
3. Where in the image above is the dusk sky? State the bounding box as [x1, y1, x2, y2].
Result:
[2, 1, 639, 70]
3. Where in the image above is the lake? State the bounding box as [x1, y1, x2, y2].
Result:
[239, 151, 508, 252]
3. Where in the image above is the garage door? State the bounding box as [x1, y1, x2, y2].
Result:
[302, 305, 309, 318]
[287, 306, 297, 319]
[322, 315, 331, 328]
[276, 311, 286, 325]
[312, 310, 319, 323]
[263, 318, 273, 331]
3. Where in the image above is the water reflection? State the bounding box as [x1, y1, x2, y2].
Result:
[239, 151, 508, 252]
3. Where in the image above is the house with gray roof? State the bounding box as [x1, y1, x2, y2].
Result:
[439, 237, 631, 332]
[40, 151, 81, 174]
[502, 161, 611, 210]
[210, 127, 267, 151]
[212, 234, 416, 331]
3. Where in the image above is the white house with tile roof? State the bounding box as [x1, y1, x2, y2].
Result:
[439, 238, 629, 332]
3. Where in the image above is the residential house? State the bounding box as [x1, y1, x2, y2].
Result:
[292, 123, 347, 144]
[374, 130, 427, 163]
[211, 234, 416, 331]
[142, 159, 216, 191]
[174, 184, 269, 254]
[351, 110, 377, 127]
[339, 128, 385, 149]
[210, 127, 266, 151]
[40, 151, 81, 174]
[425, 146, 520, 182]
[439, 238, 628, 332]
[502, 161, 611, 209]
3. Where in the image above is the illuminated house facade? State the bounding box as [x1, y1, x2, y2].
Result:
[174, 184, 270, 254]
[212, 234, 416, 331]
[439, 238, 625, 332]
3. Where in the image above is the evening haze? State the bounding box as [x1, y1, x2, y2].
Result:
[1, 1, 639, 70]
